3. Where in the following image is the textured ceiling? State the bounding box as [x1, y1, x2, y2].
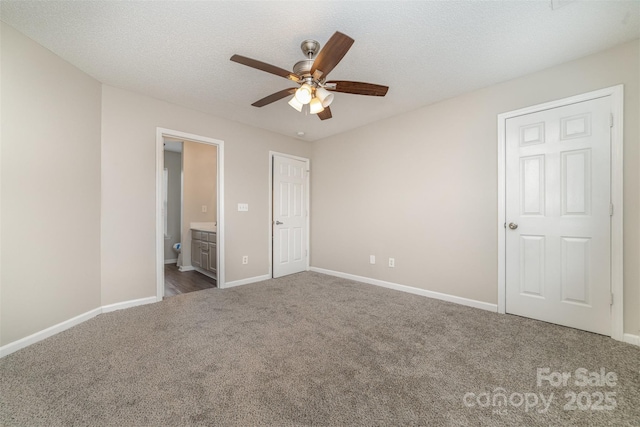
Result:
[1, 1, 638, 141]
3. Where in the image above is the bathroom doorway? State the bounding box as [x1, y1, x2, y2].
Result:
[156, 128, 225, 300]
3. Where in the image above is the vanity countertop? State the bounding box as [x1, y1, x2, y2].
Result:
[191, 222, 216, 233]
[192, 227, 216, 233]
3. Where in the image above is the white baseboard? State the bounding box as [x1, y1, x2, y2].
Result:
[4, 269, 628, 358]
[224, 274, 270, 289]
[310, 267, 498, 313]
[101, 296, 157, 313]
[0, 296, 157, 358]
[0, 307, 102, 358]
[164, 258, 177, 264]
[179, 265, 195, 272]
[623, 333, 640, 347]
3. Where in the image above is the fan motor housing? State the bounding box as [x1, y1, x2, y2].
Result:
[293, 59, 314, 77]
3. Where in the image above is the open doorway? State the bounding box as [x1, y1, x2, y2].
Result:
[163, 139, 218, 297]
[156, 128, 225, 301]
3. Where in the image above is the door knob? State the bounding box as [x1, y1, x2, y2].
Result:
[508, 222, 518, 230]
[275, 221, 283, 225]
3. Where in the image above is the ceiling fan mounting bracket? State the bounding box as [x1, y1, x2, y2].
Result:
[300, 39, 320, 59]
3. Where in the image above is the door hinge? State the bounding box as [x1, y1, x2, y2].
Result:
[305, 249, 308, 257]
[609, 113, 614, 128]
[504, 222, 506, 229]
[610, 292, 614, 306]
[609, 203, 614, 216]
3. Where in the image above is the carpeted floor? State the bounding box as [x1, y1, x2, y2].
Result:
[1, 272, 639, 426]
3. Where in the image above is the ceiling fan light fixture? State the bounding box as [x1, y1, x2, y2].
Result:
[309, 97, 325, 114]
[288, 95, 303, 112]
[315, 87, 334, 107]
[295, 83, 313, 104]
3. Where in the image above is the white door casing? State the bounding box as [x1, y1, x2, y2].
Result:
[272, 155, 309, 278]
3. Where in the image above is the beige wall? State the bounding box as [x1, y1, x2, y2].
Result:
[101, 85, 311, 304]
[163, 150, 182, 262]
[181, 141, 217, 267]
[311, 40, 640, 335]
[0, 24, 102, 345]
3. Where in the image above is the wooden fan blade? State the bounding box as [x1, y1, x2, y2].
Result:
[252, 88, 297, 107]
[231, 55, 300, 81]
[317, 106, 332, 120]
[326, 81, 389, 96]
[310, 32, 354, 78]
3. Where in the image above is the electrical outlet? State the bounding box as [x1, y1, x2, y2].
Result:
[242, 255, 248, 265]
[369, 255, 376, 265]
[238, 203, 249, 212]
[388, 258, 395, 268]
[201, 205, 207, 213]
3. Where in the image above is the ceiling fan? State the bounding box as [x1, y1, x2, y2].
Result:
[230, 31, 389, 120]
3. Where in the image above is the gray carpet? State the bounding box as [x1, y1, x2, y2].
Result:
[1, 272, 639, 426]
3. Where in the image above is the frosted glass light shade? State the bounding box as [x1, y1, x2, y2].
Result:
[288, 95, 303, 112]
[295, 84, 313, 104]
[315, 87, 334, 107]
[309, 97, 325, 114]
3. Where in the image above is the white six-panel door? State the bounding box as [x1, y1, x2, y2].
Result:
[273, 155, 308, 278]
[505, 96, 612, 335]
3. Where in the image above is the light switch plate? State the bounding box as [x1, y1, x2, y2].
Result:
[238, 203, 249, 212]
[369, 255, 376, 264]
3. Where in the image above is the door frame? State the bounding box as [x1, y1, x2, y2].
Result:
[156, 127, 225, 299]
[268, 151, 311, 278]
[497, 85, 624, 341]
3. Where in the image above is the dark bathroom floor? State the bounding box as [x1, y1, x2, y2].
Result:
[164, 263, 217, 297]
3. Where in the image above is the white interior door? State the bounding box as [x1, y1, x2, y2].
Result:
[505, 96, 612, 335]
[273, 155, 308, 278]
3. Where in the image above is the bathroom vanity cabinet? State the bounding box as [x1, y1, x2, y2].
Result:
[191, 229, 216, 279]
